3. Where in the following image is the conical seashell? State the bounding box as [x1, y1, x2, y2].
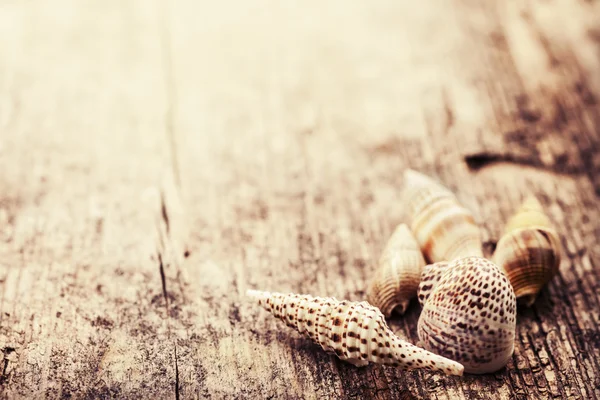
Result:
[493, 196, 561, 306]
[417, 261, 451, 308]
[417, 257, 516, 374]
[403, 170, 483, 262]
[367, 224, 426, 316]
[247, 290, 464, 376]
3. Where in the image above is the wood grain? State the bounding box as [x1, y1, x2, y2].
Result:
[1, 0, 599, 398]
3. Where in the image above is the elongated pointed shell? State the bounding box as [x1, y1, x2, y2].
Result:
[403, 170, 483, 262]
[493, 196, 561, 306]
[417, 257, 516, 374]
[248, 290, 464, 375]
[367, 224, 426, 316]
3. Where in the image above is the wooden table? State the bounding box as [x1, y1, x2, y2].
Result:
[1, 0, 599, 398]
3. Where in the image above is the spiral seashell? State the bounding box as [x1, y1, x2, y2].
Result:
[493, 196, 561, 307]
[417, 257, 516, 374]
[247, 290, 464, 375]
[367, 224, 426, 316]
[403, 169, 483, 262]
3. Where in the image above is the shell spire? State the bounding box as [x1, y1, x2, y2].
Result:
[247, 290, 464, 376]
[504, 196, 552, 232]
[417, 257, 516, 374]
[367, 224, 426, 316]
[493, 196, 561, 306]
[403, 169, 483, 263]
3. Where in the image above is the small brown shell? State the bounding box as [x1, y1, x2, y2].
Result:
[248, 290, 464, 375]
[417, 257, 516, 374]
[403, 169, 483, 262]
[367, 224, 426, 316]
[493, 196, 561, 306]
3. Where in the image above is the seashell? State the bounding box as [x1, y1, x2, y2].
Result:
[367, 224, 426, 316]
[417, 261, 451, 308]
[247, 290, 464, 375]
[417, 257, 516, 374]
[493, 196, 561, 306]
[403, 169, 483, 262]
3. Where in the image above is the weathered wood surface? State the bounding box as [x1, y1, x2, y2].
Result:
[1, 0, 599, 398]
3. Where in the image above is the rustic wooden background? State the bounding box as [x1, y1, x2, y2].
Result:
[1, 0, 599, 399]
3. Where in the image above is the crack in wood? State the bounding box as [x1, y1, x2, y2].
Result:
[160, 191, 170, 235]
[157, 2, 189, 397]
[0, 347, 15, 388]
[174, 345, 180, 400]
[0, 359, 8, 384]
[464, 151, 586, 177]
[155, 189, 172, 311]
[157, 252, 169, 311]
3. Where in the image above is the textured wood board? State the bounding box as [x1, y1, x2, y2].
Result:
[1, 0, 600, 399]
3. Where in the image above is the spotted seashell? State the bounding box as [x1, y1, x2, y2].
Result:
[493, 196, 561, 307]
[247, 290, 464, 375]
[417, 261, 451, 308]
[403, 169, 483, 263]
[367, 224, 426, 316]
[417, 257, 516, 374]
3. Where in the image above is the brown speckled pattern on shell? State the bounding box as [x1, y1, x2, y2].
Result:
[403, 170, 483, 262]
[494, 196, 561, 307]
[247, 290, 464, 376]
[417, 261, 451, 308]
[367, 224, 426, 317]
[417, 257, 516, 374]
